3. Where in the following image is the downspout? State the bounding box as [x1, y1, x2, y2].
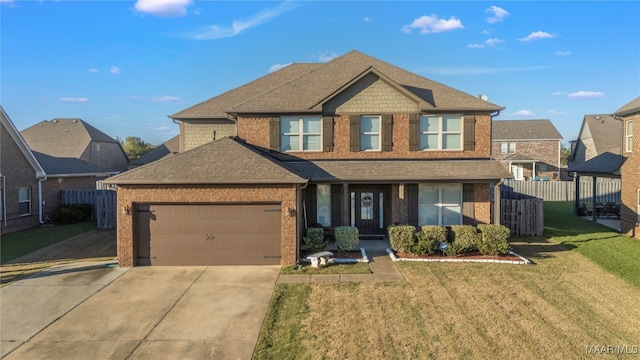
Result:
[37, 173, 47, 224]
[296, 179, 310, 265]
[0, 174, 6, 227]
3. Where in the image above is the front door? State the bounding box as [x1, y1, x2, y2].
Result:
[350, 185, 389, 235]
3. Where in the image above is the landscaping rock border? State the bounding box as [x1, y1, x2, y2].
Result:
[386, 248, 531, 265]
[301, 248, 369, 264]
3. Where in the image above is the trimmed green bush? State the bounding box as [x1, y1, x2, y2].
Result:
[303, 227, 327, 252]
[421, 225, 448, 243]
[410, 231, 437, 255]
[334, 226, 359, 252]
[444, 241, 466, 256]
[450, 225, 480, 252]
[388, 225, 416, 253]
[52, 204, 93, 224]
[477, 224, 511, 255]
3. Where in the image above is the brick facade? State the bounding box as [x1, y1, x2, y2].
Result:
[492, 139, 561, 180]
[620, 114, 640, 238]
[115, 184, 298, 267]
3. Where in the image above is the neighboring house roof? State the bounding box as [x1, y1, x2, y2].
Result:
[614, 96, 640, 117]
[21, 118, 120, 158]
[492, 120, 563, 140]
[569, 151, 623, 177]
[103, 137, 307, 185]
[171, 50, 503, 119]
[0, 106, 46, 177]
[580, 114, 622, 155]
[31, 152, 117, 177]
[503, 153, 537, 162]
[128, 135, 180, 166]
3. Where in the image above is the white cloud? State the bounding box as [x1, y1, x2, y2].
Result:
[549, 110, 568, 116]
[555, 50, 571, 56]
[402, 14, 463, 34]
[425, 65, 545, 75]
[551, 92, 567, 96]
[467, 43, 485, 49]
[187, 1, 296, 40]
[568, 91, 605, 100]
[151, 96, 180, 103]
[134, 0, 193, 17]
[468, 37, 504, 49]
[363, 17, 372, 22]
[318, 51, 338, 62]
[89, 68, 99, 74]
[110, 66, 121, 74]
[60, 97, 89, 103]
[129, 96, 143, 100]
[481, 29, 492, 35]
[486, 6, 509, 24]
[518, 31, 556, 42]
[269, 63, 292, 72]
[512, 110, 535, 117]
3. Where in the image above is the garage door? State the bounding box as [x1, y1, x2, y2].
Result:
[135, 204, 281, 266]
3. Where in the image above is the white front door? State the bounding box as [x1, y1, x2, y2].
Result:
[510, 164, 524, 180]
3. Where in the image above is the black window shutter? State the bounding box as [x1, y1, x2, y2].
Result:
[409, 114, 420, 151]
[349, 115, 360, 152]
[463, 115, 476, 151]
[331, 184, 342, 226]
[382, 114, 393, 152]
[407, 184, 419, 227]
[269, 116, 280, 151]
[462, 183, 475, 225]
[323, 115, 334, 152]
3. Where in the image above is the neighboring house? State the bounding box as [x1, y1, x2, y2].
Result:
[21, 118, 129, 173]
[615, 97, 640, 238]
[568, 114, 622, 171]
[104, 50, 512, 267]
[1, 109, 120, 234]
[128, 135, 180, 169]
[492, 120, 563, 181]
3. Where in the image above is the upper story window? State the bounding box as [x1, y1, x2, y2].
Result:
[500, 142, 516, 154]
[419, 115, 462, 150]
[360, 115, 381, 151]
[626, 120, 633, 152]
[18, 187, 31, 216]
[280, 116, 322, 152]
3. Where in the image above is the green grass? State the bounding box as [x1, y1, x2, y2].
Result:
[544, 201, 640, 289]
[0, 222, 96, 264]
[281, 262, 371, 274]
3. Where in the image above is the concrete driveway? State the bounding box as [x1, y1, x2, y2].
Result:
[0, 261, 280, 359]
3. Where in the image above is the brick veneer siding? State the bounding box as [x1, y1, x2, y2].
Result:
[1, 122, 40, 233]
[238, 113, 492, 159]
[115, 184, 298, 267]
[492, 139, 561, 180]
[620, 113, 640, 238]
[181, 119, 237, 151]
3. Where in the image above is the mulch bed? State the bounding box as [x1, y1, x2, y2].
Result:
[394, 250, 523, 262]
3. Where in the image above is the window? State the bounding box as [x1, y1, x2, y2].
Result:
[18, 187, 31, 216]
[360, 116, 380, 151]
[500, 142, 516, 154]
[418, 183, 462, 226]
[626, 120, 633, 152]
[280, 116, 322, 151]
[420, 115, 462, 150]
[316, 184, 331, 227]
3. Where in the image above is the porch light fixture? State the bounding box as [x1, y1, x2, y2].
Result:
[123, 205, 131, 216]
[286, 207, 296, 217]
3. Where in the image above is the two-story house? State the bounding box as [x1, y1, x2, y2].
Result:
[615, 97, 640, 238]
[568, 114, 622, 171]
[104, 50, 512, 267]
[492, 120, 563, 180]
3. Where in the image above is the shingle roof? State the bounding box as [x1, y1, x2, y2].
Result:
[282, 159, 512, 182]
[1, 106, 45, 176]
[103, 137, 307, 185]
[32, 152, 117, 176]
[128, 135, 180, 166]
[614, 96, 640, 116]
[492, 120, 562, 140]
[583, 114, 622, 155]
[503, 153, 537, 162]
[568, 151, 623, 176]
[21, 118, 119, 158]
[171, 50, 503, 119]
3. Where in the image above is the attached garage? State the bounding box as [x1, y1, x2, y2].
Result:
[135, 204, 282, 266]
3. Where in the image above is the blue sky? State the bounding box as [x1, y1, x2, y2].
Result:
[2, 0, 638, 146]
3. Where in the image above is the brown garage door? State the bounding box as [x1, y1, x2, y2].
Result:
[135, 204, 281, 266]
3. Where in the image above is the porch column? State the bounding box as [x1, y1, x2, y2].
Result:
[533, 162, 537, 179]
[591, 176, 597, 222]
[342, 183, 350, 226]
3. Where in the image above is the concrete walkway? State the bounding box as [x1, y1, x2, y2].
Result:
[278, 240, 404, 283]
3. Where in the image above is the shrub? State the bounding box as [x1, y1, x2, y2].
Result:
[334, 226, 359, 252]
[303, 227, 327, 252]
[409, 231, 437, 255]
[52, 204, 93, 224]
[388, 225, 416, 253]
[421, 225, 448, 243]
[450, 225, 480, 252]
[444, 241, 466, 256]
[477, 224, 511, 255]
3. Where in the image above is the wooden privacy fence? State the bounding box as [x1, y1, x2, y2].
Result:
[61, 189, 117, 230]
[501, 179, 620, 203]
[500, 198, 544, 237]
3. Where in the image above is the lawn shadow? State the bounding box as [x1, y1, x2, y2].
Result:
[509, 236, 575, 262]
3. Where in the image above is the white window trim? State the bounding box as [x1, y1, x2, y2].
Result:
[500, 142, 516, 154]
[18, 187, 31, 217]
[637, 189, 640, 223]
[281, 116, 323, 152]
[420, 115, 463, 151]
[316, 184, 331, 227]
[626, 120, 633, 153]
[360, 115, 381, 151]
[418, 183, 462, 226]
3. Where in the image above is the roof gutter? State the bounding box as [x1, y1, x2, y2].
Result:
[37, 173, 47, 224]
[46, 171, 120, 178]
[0, 174, 5, 227]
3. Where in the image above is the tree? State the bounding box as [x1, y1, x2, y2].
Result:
[560, 142, 572, 166]
[120, 136, 155, 160]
